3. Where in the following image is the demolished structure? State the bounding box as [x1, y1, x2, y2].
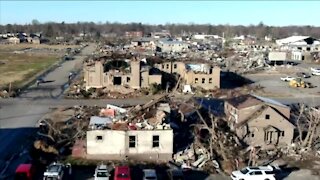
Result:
[83, 57, 162, 90]
[87, 129, 173, 161]
[155, 61, 220, 90]
[70, 96, 175, 162]
[224, 94, 295, 148]
[275, 36, 320, 62]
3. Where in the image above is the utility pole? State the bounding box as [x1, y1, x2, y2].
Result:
[9, 82, 12, 95]
[222, 32, 225, 50]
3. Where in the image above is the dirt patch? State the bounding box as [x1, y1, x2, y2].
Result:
[0, 69, 34, 85]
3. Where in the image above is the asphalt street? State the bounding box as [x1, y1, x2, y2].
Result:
[0, 44, 100, 178]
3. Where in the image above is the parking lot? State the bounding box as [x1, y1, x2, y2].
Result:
[60, 164, 231, 180]
[245, 63, 320, 98]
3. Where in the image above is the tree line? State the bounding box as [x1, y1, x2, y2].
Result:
[1, 20, 319, 40]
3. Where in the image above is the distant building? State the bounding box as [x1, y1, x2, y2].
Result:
[150, 30, 171, 39]
[268, 50, 314, 63]
[156, 40, 189, 53]
[125, 31, 143, 38]
[276, 36, 320, 52]
[192, 34, 222, 40]
[156, 62, 220, 90]
[131, 37, 156, 50]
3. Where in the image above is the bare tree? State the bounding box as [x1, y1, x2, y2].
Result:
[295, 104, 320, 149]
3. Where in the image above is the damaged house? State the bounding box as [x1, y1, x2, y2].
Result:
[131, 37, 156, 50]
[156, 39, 189, 53]
[224, 94, 295, 148]
[155, 61, 220, 90]
[86, 128, 173, 161]
[85, 101, 174, 162]
[83, 57, 162, 90]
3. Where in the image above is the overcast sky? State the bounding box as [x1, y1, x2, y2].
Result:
[1, 1, 320, 26]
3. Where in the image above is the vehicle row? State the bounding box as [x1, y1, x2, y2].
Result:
[14, 162, 185, 180]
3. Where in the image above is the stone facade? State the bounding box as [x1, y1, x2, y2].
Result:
[155, 61, 220, 90]
[84, 58, 162, 90]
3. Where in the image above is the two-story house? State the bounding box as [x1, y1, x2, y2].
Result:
[224, 94, 295, 147]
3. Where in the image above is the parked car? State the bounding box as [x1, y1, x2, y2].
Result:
[94, 164, 110, 180]
[43, 162, 71, 180]
[312, 71, 320, 76]
[14, 164, 36, 180]
[296, 72, 311, 78]
[311, 67, 320, 73]
[142, 169, 157, 180]
[280, 76, 295, 82]
[114, 166, 131, 180]
[231, 165, 280, 180]
[166, 169, 184, 180]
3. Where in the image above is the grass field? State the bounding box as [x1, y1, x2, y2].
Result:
[0, 52, 59, 89]
[0, 44, 79, 52]
[0, 43, 81, 90]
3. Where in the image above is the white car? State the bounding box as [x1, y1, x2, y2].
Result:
[231, 165, 280, 180]
[143, 169, 157, 180]
[311, 67, 320, 73]
[312, 71, 320, 76]
[43, 162, 69, 180]
[280, 76, 295, 82]
[94, 164, 110, 180]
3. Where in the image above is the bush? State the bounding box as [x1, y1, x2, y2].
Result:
[150, 83, 162, 95]
[80, 89, 92, 98]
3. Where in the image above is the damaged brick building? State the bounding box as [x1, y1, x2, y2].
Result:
[155, 61, 220, 90]
[83, 57, 162, 90]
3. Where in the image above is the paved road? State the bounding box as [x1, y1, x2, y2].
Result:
[0, 44, 100, 178]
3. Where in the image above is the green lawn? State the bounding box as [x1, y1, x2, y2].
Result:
[0, 52, 59, 89]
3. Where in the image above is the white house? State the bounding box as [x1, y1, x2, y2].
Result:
[192, 34, 221, 40]
[86, 129, 173, 161]
[156, 40, 189, 53]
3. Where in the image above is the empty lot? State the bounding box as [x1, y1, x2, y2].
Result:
[0, 44, 80, 89]
[0, 52, 58, 88]
[245, 64, 320, 98]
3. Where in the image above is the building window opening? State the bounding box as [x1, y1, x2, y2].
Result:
[129, 136, 136, 148]
[152, 135, 159, 148]
[265, 114, 270, 120]
[174, 64, 177, 69]
[202, 78, 205, 84]
[96, 136, 103, 141]
[195, 78, 198, 83]
[209, 78, 212, 84]
[113, 76, 122, 85]
[127, 77, 131, 82]
[166, 64, 169, 69]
